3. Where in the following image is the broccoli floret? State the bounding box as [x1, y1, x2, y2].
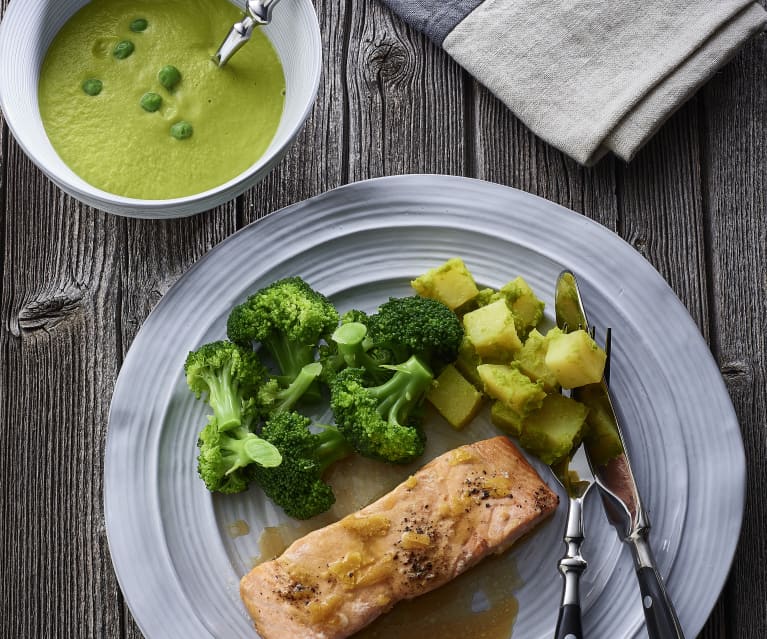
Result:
[340, 308, 370, 325]
[367, 296, 463, 370]
[226, 277, 339, 382]
[252, 411, 353, 519]
[330, 322, 390, 383]
[184, 340, 267, 430]
[257, 362, 323, 415]
[329, 355, 432, 463]
[197, 414, 282, 494]
[318, 342, 345, 384]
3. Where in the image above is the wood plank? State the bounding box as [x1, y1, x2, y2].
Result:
[241, 0, 350, 224]
[0, 9, 238, 639]
[701, 34, 767, 639]
[615, 99, 709, 337]
[1, 0, 762, 637]
[346, 1, 466, 180]
[471, 81, 618, 227]
[0, 0, 7, 311]
[0, 140, 124, 638]
[118, 206, 238, 350]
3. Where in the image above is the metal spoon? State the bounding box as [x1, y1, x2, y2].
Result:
[212, 0, 282, 67]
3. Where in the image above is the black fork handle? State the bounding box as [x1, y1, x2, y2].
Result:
[555, 602, 583, 639]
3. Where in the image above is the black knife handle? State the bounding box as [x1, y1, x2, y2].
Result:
[629, 534, 685, 639]
[636, 566, 685, 639]
[554, 603, 583, 639]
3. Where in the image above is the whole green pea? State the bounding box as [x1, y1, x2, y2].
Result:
[158, 65, 181, 90]
[81, 79, 103, 96]
[130, 18, 148, 32]
[140, 92, 162, 112]
[113, 40, 135, 59]
[170, 121, 193, 140]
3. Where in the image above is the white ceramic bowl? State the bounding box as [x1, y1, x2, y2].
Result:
[0, 0, 321, 218]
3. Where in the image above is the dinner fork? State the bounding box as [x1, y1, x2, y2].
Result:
[552, 325, 607, 639]
[552, 442, 594, 639]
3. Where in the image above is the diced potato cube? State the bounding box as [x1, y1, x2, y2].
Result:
[513, 328, 559, 392]
[454, 337, 484, 390]
[544, 329, 607, 389]
[474, 287, 495, 306]
[427, 364, 484, 429]
[577, 384, 624, 467]
[454, 287, 494, 317]
[411, 258, 479, 310]
[519, 393, 589, 465]
[490, 401, 524, 437]
[477, 364, 546, 416]
[495, 277, 545, 335]
[463, 300, 523, 360]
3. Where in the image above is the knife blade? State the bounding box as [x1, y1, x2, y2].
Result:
[554, 270, 685, 639]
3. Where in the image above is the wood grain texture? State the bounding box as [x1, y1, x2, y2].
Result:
[242, 0, 350, 224]
[701, 32, 767, 639]
[0, 142, 124, 638]
[471, 81, 618, 228]
[616, 99, 709, 337]
[2, 0, 766, 637]
[346, 0, 466, 179]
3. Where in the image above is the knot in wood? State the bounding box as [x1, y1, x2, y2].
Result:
[16, 285, 85, 335]
[367, 39, 414, 85]
[719, 359, 753, 388]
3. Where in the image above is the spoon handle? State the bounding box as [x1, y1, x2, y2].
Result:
[246, 0, 282, 24]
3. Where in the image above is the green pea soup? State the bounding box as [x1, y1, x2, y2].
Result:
[39, 0, 285, 199]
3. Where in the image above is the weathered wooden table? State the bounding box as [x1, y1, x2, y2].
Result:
[1, 1, 765, 637]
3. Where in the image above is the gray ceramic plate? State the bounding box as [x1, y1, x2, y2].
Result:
[105, 175, 744, 638]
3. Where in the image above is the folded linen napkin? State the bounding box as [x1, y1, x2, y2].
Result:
[379, 0, 767, 165]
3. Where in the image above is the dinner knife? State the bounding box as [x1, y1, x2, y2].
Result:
[554, 271, 685, 639]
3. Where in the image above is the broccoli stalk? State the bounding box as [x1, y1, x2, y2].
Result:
[257, 362, 323, 415]
[184, 341, 266, 431]
[262, 334, 316, 382]
[197, 414, 282, 494]
[331, 322, 389, 383]
[330, 355, 433, 464]
[251, 411, 353, 519]
[372, 357, 434, 426]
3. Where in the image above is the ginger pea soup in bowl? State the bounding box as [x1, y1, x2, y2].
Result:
[0, 0, 321, 218]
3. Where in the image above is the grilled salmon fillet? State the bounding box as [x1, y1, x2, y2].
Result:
[240, 436, 558, 639]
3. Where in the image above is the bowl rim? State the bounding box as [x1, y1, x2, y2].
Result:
[0, 0, 323, 215]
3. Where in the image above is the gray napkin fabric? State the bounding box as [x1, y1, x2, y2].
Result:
[380, 0, 767, 165]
